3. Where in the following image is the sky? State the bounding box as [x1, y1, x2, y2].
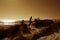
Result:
[0, 0, 60, 20]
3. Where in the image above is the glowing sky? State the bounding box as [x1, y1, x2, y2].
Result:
[0, 0, 60, 20]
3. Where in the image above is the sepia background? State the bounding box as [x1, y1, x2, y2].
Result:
[0, 0, 60, 20]
[0, 0, 60, 40]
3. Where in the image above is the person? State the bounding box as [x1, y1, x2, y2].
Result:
[29, 16, 32, 26]
[33, 18, 41, 28]
[20, 20, 30, 34]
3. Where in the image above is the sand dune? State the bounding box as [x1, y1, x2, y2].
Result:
[0, 19, 60, 40]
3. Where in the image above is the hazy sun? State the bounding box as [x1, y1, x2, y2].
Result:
[1, 20, 16, 25]
[2, 20, 16, 23]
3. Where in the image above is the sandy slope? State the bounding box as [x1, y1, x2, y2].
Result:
[0, 19, 60, 40]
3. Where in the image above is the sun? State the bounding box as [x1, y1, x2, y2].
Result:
[1, 20, 16, 25]
[2, 20, 16, 23]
